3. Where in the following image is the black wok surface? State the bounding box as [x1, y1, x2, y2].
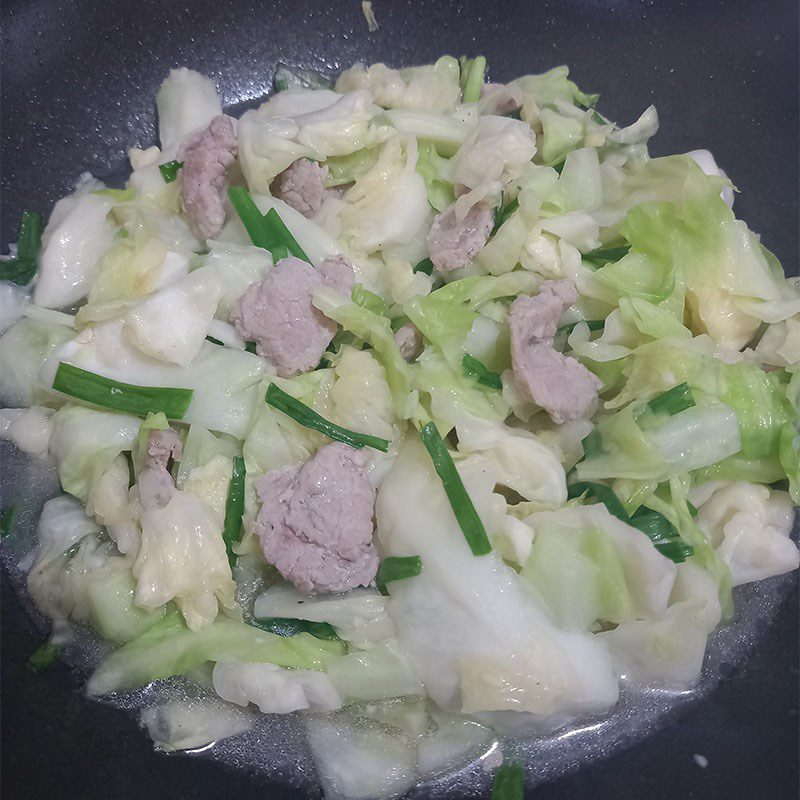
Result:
[1, 1, 798, 798]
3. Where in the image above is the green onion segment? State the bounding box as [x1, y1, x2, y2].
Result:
[251, 617, 341, 641]
[27, 640, 59, 673]
[647, 382, 696, 416]
[228, 186, 310, 261]
[491, 763, 525, 800]
[1, 211, 44, 285]
[265, 383, 390, 452]
[222, 456, 246, 567]
[567, 480, 693, 563]
[52, 363, 193, 419]
[376, 555, 423, 589]
[158, 160, 183, 183]
[419, 422, 492, 556]
[462, 354, 502, 390]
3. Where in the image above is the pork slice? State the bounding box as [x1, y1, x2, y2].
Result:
[427, 202, 494, 273]
[509, 279, 601, 424]
[138, 428, 182, 510]
[255, 443, 379, 594]
[178, 114, 238, 241]
[510, 279, 578, 341]
[232, 255, 355, 377]
[393, 322, 424, 363]
[271, 159, 329, 218]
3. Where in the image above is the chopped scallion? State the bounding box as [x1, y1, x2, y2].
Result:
[266, 383, 390, 452]
[567, 481, 693, 563]
[582, 245, 631, 266]
[491, 763, 525, 800]
[52, 363, 193, 419]
[376, 556, 422, 589]
[567, 480, 629, 523]
[0, 506, 19, 538]
[503, 108, 522, 120]
[647, 382, 695, 416]
[222, 456, 246, 567]
[251, 617, 341, 641]
[462, 354, 502, 390]
[419, 422, 492, 556]
[491, 197, 519, 236]
[1, 210, 43, 285]
[228, 187, 310, 262]
[413, 257, 434, 275]
[205, 335, 225, 346]
[158, 160, 183, 183]
[27, 640, 59, 673]
[553, 318, 604, 351]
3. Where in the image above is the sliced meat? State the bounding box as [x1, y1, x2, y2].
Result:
[509, 279, 602, 424]
[427, 202, 494, 273]
[271, 159, 329, 218]
[232, 255, 354, 377]
[255, 443, 379, 594]
[137, 428, 182, 510]
[178, 114, 238, 241]
[393, 322, 424, 363]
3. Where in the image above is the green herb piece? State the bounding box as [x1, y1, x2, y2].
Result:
[492, 197, 519, 235]
[460, 56, 487, 103]
[462, 354, 502, 390]
[251, 617, 341, 641]
[503, 108, 522, 120]
[352, 286, 387, 317]
[647, 383, 696, 417]
[419, 422, 492, 556]
[652, 540, 695, 562]
[376, 556, 423, 589]
[27, 640, 59, 673]
[222, 456, 246, 567]
[263, 208, 308, 261]
[582, 245, 631, 266]
[244, 340, 258, 355]
[553, 159, 566, 175]
[228, 187, 309, 261]
[124, 451, 136, 488]
[553, 318, 605, 351]
[567, 480, 629, 523]
[205, 335, 225, 346]
[491, 763, 525, 800]
[413, 257, 434, 275]
[158, 160, 183, 183]
[0, 506, 19, 538]
[52, 363, 193, 419]
[567, 481, 693, 563]
[1, 211, 43, 285]
[266, 383, 390, 452]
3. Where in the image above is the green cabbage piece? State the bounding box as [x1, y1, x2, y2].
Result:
[87, 610, 346, 695]
[415, 141, 455, 212]
[0, 317, 74, 406]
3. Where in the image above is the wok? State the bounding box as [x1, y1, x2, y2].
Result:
[1, 1, 798, 798]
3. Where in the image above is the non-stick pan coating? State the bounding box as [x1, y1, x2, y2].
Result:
[1, 1, 798, 798]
